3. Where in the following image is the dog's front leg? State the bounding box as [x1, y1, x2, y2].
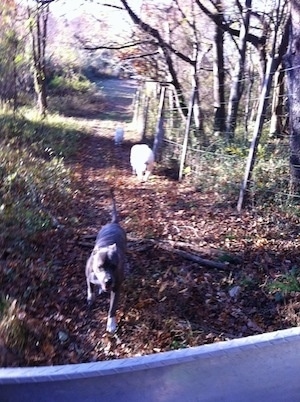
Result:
[106, 288, 120, 332]
[86, 277, 93, 306]
[143, 169, 151, 181]
[86, 256, 94, 306]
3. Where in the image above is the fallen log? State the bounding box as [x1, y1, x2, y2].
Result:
[127, 236, 236, 269]
[155, 243, 230, 270]
[79, 234, 234, 270]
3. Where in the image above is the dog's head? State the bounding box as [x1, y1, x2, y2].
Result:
[91, 244, 118, 292]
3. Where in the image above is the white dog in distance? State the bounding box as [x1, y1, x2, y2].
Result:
[114, 127, 124, 145]
[130, 144, 154, 181]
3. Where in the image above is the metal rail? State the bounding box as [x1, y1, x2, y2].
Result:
[1, 327, 300, 402]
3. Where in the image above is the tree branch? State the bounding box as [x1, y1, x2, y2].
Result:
[194, 0, 266, 49]
[123, 51, 160, 60]
[119, 0, 193, 65]
[78, 39, 157, 51]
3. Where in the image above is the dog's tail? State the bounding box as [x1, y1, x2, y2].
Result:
[110, 188, 118, 223]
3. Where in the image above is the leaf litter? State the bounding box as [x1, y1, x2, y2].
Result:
[1, 120, 300, 367]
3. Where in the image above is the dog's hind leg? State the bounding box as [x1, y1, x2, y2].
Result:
[106, 288, 120, 332]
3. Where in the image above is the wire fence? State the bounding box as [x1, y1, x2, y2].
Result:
[160, 136, 294, 209]
[130, 66, 300, 210]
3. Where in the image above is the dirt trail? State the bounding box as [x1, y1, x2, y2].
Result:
[52, 79, 200, 364]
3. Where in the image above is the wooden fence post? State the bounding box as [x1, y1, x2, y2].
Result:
[237, 56, 275, 211]
[153, 85, 166, 161]
[179, 86, 196, 181]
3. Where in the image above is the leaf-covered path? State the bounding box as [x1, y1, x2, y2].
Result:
[2, 79, 300, 366]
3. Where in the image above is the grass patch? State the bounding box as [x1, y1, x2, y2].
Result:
[0, 110, 84, 246]
[48, 73, 94, 95]
[47, 73, 104, 118]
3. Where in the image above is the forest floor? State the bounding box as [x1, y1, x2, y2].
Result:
[2, 78, 300, 367]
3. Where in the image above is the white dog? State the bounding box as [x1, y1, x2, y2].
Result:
[130, 144, 154, 181]
[114, 127, 124, 145]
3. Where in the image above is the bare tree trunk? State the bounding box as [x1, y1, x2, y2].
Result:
[237, 1, 288, 210]
[153, 85, 166, 161]
[285, 2, 300, 191]
[226, 0, 252, 140]
[193, 85, 202, 131]
[161, 47, 188, 119]
[244, 64, 255, 139]
[213, 0, 226, 135]
[28, 1, 49, 118]
[269, 66, 285, 138]
[192, 42, 205, 135]
[237, 56, 275, 211]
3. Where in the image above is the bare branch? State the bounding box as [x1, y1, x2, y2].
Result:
[119, 0, 193, 65]
[123, 51, 160, 60]
[194, 0, 266, 49]
[77, 38, 157, 51]
[102, 3, 124, 11]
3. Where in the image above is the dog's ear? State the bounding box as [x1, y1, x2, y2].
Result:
[107, 243, 118, 265]
[92, 245, 100, 255]
[92, 246, 107, 265]
[108, 243, 117, 253]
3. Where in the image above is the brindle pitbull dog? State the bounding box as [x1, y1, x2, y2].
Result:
[85, 189, 126, 333]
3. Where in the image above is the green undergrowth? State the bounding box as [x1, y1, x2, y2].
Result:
[0, 110, 85, 248]
[48, 73, 94, 95]
[161, 134, 293, 213]
[267, 267, 300, 303]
